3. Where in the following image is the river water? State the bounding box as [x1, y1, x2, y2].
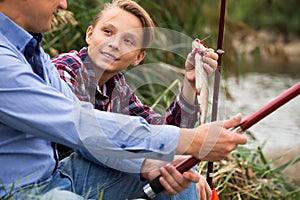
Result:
[217, 72, 300, 154]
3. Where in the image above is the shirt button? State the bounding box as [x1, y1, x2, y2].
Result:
[121, 144, 126, 149]
[159, 144, 165, 150]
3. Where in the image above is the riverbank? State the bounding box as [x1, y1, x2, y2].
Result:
[231, 24, 300, 72]
[265, 145, 300, 186]
[207, 142, 300, 199]
[222, 72, 300, 190]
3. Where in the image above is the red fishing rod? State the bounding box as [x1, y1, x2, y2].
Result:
[127, 82, 300, 200]
[232, 82, 300, 131]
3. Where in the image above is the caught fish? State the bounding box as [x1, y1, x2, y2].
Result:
[193, 39, 209, 124]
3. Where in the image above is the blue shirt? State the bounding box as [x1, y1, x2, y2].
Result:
[0, 12, 180, 197]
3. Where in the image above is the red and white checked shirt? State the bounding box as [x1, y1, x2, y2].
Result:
[52, 47, 199, 128]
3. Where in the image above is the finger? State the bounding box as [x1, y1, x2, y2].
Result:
[205, 183, 212, 200]
[203, 62, 216, 75]
[160, 164, 185, 194]
[223, 113, 243, 129]
[202, 56, 218, 75]
[205, 55, 218, 69]
[185, 51, 196, 69]
[197, 177, 208, 200]
[197, 180, 204, 200]
[182, 169, 200, 183]
[200, 185, 206, 200]
[159, 176, 177, 195]
[232, 134, 247, 145]
[196, 181, 201, 200]
[206, 49, 219, 60]
[219, 113, 248, 146]
[166, 165, 192, 188]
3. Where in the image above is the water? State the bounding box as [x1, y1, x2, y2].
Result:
[217, 72, 300, 154]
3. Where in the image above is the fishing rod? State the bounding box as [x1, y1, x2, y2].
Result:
[207, 0, 227, 191]
[127, 82, 300, 200]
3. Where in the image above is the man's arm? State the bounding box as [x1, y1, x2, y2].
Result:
[0, 46, 180, 162]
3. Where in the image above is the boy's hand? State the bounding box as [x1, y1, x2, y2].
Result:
[184, 43, 218, 90]
[196, 175, 212, 200]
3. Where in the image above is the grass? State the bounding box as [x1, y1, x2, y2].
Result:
[198, 140, 300, 199]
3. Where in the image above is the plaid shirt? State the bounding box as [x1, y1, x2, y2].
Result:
[52, 47, 199, 128]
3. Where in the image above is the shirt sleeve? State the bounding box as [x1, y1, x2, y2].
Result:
[75, 149, 146, 174]
[165, 90, 200, 128]
[0, 45, 180, 165]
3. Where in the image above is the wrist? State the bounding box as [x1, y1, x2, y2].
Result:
[140, 159, 167, 180]
[182, 78, 196, 104]
[177, 128, 196, 156]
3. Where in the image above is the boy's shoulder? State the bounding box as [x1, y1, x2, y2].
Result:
[52, 48, 86, 70]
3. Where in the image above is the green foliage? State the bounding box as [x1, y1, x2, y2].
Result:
[198, 142, 300, 199]
[124, 63, 184, 114]
[137, 0, 220, 67]
[43, 0, 106, 57]
[228, 0, 300, 36]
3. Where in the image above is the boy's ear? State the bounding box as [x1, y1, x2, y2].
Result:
[131, 51, 146, 66]
[85, 25, 93, 45]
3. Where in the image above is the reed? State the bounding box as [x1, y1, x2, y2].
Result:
[198, 140, 300, 199]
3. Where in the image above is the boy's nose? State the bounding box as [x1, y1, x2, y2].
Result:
[108, 36, 121, 51]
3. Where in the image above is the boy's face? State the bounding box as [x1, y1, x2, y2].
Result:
[86, 7, 146, 74]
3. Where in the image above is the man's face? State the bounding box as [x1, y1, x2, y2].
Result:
[86, 7, 145, 74]
[9, 0, 67, 33]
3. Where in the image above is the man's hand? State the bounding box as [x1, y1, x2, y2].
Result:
[141, 157, 200, 195]
[177, 113, 247, 161]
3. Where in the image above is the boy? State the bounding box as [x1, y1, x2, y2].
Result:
[52, 0, 218, 199]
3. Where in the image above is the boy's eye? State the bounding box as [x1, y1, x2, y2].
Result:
[103, 29, 112, 35]
[124, 38, 134, 45]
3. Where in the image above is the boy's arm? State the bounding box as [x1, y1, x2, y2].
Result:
[122, 76, 199, 128]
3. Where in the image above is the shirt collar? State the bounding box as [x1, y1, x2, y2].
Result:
[0, 12, 41, 53]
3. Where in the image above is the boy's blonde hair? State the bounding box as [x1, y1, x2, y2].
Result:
[92, 0, 154, 49]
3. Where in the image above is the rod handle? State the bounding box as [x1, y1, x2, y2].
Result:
[149, 175, 164, 194]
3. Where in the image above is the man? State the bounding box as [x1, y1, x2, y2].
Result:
[0, 0, 247, 199]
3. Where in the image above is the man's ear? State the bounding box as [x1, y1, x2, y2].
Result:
[131, 51, 146, 66]
[85, 25, 93, 45]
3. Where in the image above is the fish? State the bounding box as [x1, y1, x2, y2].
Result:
[193, 39, 209, 124]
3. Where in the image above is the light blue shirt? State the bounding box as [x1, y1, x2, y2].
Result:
[0, 12, 180, 197]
